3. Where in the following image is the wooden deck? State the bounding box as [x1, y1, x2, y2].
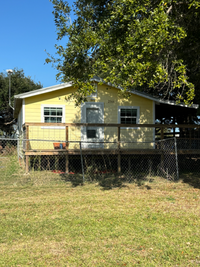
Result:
[22, 122, 200, 173]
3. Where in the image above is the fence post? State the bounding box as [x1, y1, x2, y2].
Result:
[25, 125, 30, 173]
[118, 126, 121, 173]
[80, 142, 85, 183]
[65, 126, 69, 173]
[174, 137, 179, 180]
[17, 138, 19, 161]
[160, 140, 164, 170]
[65, 153, 69, 174]
[55, 156, 59, 170]
[25, 155, 29, 173]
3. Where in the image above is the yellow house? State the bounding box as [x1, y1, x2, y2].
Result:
[13, 77, 198, 151]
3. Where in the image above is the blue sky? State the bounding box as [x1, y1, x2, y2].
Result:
[0, 0, 75, 88]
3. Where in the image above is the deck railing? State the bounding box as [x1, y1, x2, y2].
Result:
[22, 122, 200, 147]
[20, 123, 200, 174]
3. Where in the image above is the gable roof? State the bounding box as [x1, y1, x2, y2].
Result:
[14, 78, 199, 117]
[14, 82, 72, 117]
[14, 82, 72, 99]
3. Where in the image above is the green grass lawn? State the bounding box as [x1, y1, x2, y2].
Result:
[0, 157, 200, 266]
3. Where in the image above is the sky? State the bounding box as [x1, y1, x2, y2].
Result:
[0, 0, 75, 89]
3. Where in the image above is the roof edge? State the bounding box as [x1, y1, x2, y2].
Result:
[14, 82, 72, 99]
[14, 77, 199, 110]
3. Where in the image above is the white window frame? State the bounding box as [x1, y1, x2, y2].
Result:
[41, 104, 65, 129]
[118, 106, 140, 129]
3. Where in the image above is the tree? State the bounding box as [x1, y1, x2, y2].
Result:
[48, 0, 200, 106]
[0, 68, 42, 137]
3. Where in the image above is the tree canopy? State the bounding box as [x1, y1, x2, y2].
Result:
[48, 0, 200, 106]
[0, 69, 42, 136]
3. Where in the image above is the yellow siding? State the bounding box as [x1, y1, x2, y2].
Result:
[25, 86, 80, 123]
[96, 84, 154, 149]
[96, 84, 153, 124]
[24, 84, 154, 149]
[25, 86, 81, 149]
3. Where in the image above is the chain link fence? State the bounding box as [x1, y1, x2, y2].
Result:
[1, 137, 200, 186]
[156, 138, 179, 180]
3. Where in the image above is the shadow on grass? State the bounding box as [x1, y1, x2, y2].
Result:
[60, 172, 123, 189]
[98, 173, 123, 190]
[60, 173, 84, 187]
[59, 172, 154, 190]
[180, 172, 200, 189]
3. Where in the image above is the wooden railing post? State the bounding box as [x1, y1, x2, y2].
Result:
[26, 125, 29, 150]
[118, 126, 121, 173]
[65, 126, 69, 173]
[66, 126, 69, 149]
[161, 127, 164, 140]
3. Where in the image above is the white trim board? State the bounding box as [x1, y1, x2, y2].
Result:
[22, 99, 25, 125]
[15, 82, 72, 99]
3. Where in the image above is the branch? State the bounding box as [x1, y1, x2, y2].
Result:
[166, 5, 173, 14]
[4, 119, 16, 125]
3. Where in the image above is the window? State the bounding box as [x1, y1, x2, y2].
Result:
[41, 105, 65, 128]
[118, 106, 140, 128]
[87, 129, 96, 138]
[44, 107, 63, 123]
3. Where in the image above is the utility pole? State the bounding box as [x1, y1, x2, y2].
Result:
[6, 69, 14, 110]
